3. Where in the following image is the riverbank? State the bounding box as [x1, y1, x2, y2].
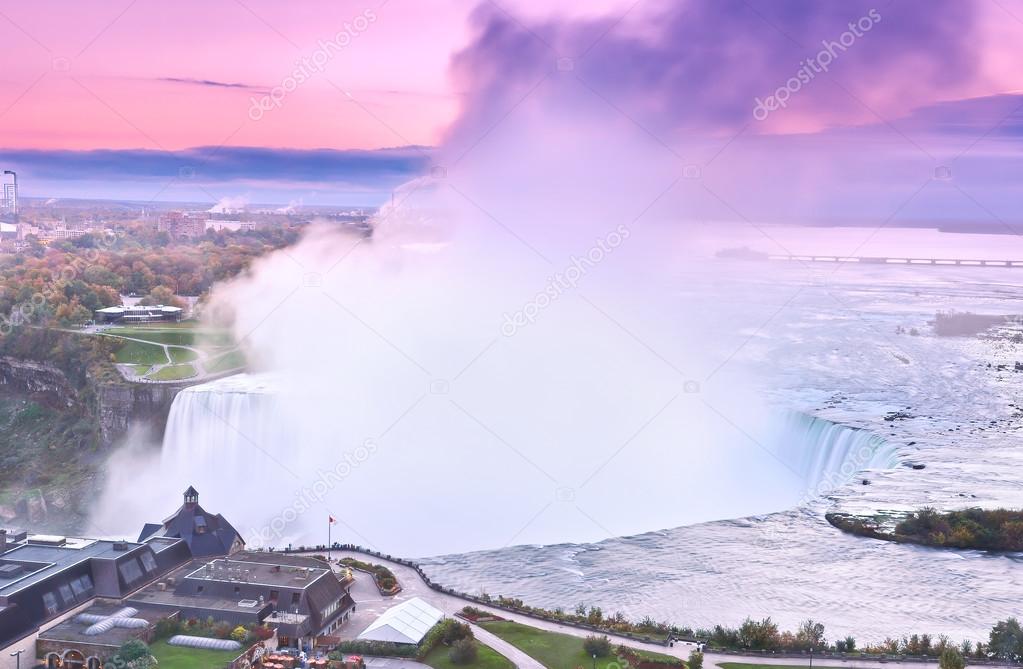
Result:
[826, 509, 1023, 552]
[292, 549, 1019, 669]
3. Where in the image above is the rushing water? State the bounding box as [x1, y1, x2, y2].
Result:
[416, 260, 1023, 643]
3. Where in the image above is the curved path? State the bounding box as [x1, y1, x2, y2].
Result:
[330, 555, 543, 669]
[313, 551, 1009, 669]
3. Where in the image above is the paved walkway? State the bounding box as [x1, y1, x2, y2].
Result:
[321, 550, 693, 668]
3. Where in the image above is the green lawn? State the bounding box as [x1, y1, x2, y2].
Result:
[149, 363, 198, 381]
[107, 326, 236, 348]
[149, 640, 241, 669]
[112, 339, 169, 365]
[720, 663, 846, 669]
[167, 346, 199, 363]
[480, 621, 678, 669]
[206, 349, 246, 373]
[128, 364, 151, 376]
[108, 328, 197, 346]
[422, 642, 514, 669]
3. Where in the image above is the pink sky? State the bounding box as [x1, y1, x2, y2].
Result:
[2, 0, 1021, 212]
[2, 0, 1018, 152]
[0, 0, 639, 151]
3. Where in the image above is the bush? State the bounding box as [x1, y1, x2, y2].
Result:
[154, 618, 182, 639]
[231, 625, 248, 642]
[939, 648, 965, 669]
[449, 639, 478, 665]
[688, 650, 704, 669]
[117, 640, 150, 663]
[335, 640, 417, 658]
[583, 635, 612, 658]
[443, 621, 474, 645]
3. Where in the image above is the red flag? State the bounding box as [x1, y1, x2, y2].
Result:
[329, 516, 336, 524]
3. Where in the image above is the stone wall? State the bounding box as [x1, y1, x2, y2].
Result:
[0, 356, 78, 408]
[95, 381, 189, 446]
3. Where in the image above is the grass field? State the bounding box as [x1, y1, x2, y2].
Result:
[422, 642, 515, 669]
[206, 349, 246, 373]
[112, 339, 169, 365]
[149, 363, 197, 381]
[720, 663, 844, 669]
[167, 346, 199, 363]
[107, 326, 236, 348]
[149, 640, 241, 669]
[480, 621, 679, 669]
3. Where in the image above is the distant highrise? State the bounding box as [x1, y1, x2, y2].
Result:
[1, 171, 16, 216]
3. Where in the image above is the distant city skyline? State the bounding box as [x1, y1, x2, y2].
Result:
[1, 0, 1021, 212]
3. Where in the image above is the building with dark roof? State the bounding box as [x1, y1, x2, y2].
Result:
[0, 532, 186, 649]
[127, 551, 355, 648]
[138, 487, 244, 557]
[0, 485, 354, 656]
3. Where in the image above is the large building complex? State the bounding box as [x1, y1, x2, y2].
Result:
[0, 488, 356, 664]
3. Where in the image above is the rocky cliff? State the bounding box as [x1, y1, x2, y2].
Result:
[95, 381, 188, 445]
[0, 356, 78, 408]
[0, 355, 190, 446]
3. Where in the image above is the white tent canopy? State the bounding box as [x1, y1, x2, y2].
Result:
[357, 597, 444, 645]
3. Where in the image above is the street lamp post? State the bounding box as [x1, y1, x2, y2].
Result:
[10, 649, 23, 669]
[592, 653, 597, 669]
[809, 647, 814, 669]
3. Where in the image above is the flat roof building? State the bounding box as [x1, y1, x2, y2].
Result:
[127, 551, 355, 648]
[0, 487, 355, 657]
[0, 532, 186, 648]
[94, 304, 182, 323]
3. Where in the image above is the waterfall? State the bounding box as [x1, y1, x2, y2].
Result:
[150, 375, 899, 555]
[772, 411, 900, 496]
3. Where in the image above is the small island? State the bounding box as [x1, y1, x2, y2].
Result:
[827, 507, 1023, 551]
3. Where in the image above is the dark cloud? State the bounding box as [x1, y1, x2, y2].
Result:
[445, 0, 982, 147]
[159, 77, 268, 93]
[0, 145, 430, 187]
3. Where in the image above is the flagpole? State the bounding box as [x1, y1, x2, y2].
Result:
[328, 517, 332, 562]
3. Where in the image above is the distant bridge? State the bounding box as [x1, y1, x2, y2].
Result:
[767, 255, 1023, 268]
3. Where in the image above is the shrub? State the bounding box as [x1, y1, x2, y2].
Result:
[117, 640, 150, 663]
[231, 625, 248, 642]
[449, 639, 478, 665]
[688, 650, 703, 669]
[738, 617, 780, 650]
[939, 648, 965, 669]
[583, 635, 612, 658]
[335, 640, 417, 658]
[154, 618, 182, 639]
